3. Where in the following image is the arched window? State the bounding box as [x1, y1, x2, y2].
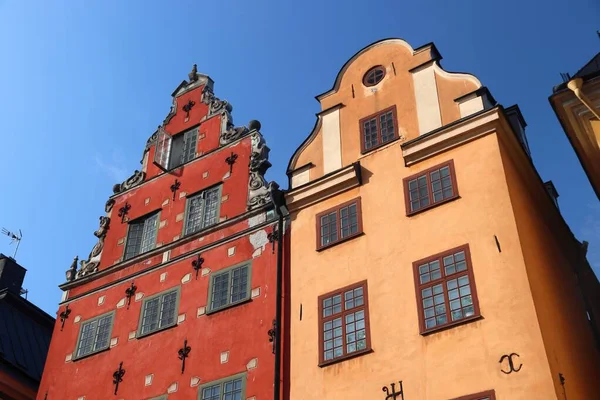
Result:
[363, 66, 385, 86]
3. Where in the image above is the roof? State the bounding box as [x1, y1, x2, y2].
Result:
[0, 288, 54, 388]
[553, 52, 600, 93]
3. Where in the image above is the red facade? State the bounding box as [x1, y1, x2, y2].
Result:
[38, 67, 281, 400]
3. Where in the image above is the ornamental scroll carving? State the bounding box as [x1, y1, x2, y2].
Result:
[75, 216, 110, 279]
[247, 133, 273, 210]
[113, 170, 146, 194]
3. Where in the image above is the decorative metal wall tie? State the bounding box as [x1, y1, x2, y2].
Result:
[192, 254, 204, 279]
[170, 179, 181, 201]
[499, 353, 522, 374]
[268, 225, 279, 254]
[112, 361, 126, 395]
[182, 99, 195, 118]
[118, 202, 131, 223]
[382, 381, 404, 400]
[225, 152, 238, 173]
[178, 339, 191, 374]
[59, 305, 71, 331]
[125, 282, 137, 309]
[267, 319, 277, 354]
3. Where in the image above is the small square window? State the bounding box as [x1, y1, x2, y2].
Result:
[184, 185, 222, 236]
[138, 288, 180, 337]
[413, 245, 481, 334]
[316, 198, 363, 250]
[359, 106, 398, 153]
[74, 311, 115, 359]
[207, 263, 252, 313]
[198, 373, 246, 400]
[318, 281, 371, 366]
[124, 212, 160, 260]
[404, 160, 459, 215]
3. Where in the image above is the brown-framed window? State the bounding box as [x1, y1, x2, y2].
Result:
[359, 106, 398, 153]
[403, 160, 458, 215]
[316, 198, 363, 250]
[363, 66, 386, 87]
[413, 244, 481, 334]
[318, 281, 371, 366]
[449, 390, 496, 400]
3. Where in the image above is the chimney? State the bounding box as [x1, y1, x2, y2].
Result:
[0, 253, 26, 294]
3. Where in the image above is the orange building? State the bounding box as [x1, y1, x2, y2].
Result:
[549, 52, 600, 200]
[283, 39, 600, 399]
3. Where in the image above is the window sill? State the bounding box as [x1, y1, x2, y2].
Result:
[72, 346, 110, 362]
[406, 195, 460, 217]
[420, 314, 482, 336]
[205, 298, 252, 316]
[360, 136, 401, 155]
[136, 322, 178, 340]
[318, 348, 373, 368]
[317, 232, 364, 252]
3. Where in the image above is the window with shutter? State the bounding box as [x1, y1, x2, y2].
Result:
[124, 212, 159, 260]
[153, 127, 199, 171]
[208, 263, 251, 313]
[74, 312, 114, 359]
[138, 288, 180, 337]
[184, 186, 221, 236]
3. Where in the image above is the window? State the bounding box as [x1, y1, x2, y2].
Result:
[316, 198, 363, 250]
[359, 106, 398, 153]
[124, 212, 159, 260]
[403, 160, 458, 215]
[198, 373, 246, 400]
[138, 288, 180, 337]
[148, 396, 168, 400]
[450, 390, 496, 400]
[154, 127, 198, 171]
[184, 185, 222, 236]
[74, 311, 114, 359]
[318, 281, 371, 366]
[363, 66, 386, 87]
[207, 263, 251, 313]
[413, 245, 480, 334]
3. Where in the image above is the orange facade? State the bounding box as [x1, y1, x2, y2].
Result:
[38, 69, 282, 399]
[284, 39, 600, 399]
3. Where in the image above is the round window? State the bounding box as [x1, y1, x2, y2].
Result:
[363, 66, 386, 87]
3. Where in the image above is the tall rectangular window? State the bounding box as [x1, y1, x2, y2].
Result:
[413, 245, 480, 334]
[403, 160, 458, 215]
[184, 186, 221, 236]
[154, 127, 198, 171]
[359, 106, 398, 153]
[124, 212, 159, 260]
[75, 312, 114, 359]
[198, 373, 246, 400]
[316, 198, 363, 250]
[138, 288, 180, 336]
[208, 263, 251, 313]
[318, 281, 371, 366]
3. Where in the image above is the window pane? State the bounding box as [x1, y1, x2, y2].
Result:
[77, 319, 97, 357]
[159, 291, 177, 328]
[363, 118, 378, 150]
[230, 265, 249, 303]
[345, 310, 366, 355]
[379, 111, 395, 143]
[201, 384, 220, 400]
[430, 166, 454, 203]
[124, 221, 144, 260]
[154, 128, 171, 170]
[340, 203, 358, 239]
[223, 378, 243, 400]
[211, 272, 230, 310]
[203, 187, 220, 228]
[409, 175, 430, 212]
[321, 212, 338, 246]
[140, 214, 158, 253]
[168, 134, 185, 169]
[141, 297, 160, 334]
[182, 128, 198, 164]
[93, 315, 112, 351]
[185, 193, 205, 236]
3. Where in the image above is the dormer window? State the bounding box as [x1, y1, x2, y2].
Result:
[363, 66, 385, 87]
[154, 127, 198, 171]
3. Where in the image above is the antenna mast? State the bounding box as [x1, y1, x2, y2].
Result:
[1, 228, 22, 259]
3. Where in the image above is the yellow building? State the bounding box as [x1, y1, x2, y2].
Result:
[549, 52, 600, 200]
[283, 39, 600, 400]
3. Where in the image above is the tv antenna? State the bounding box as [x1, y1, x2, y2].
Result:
[2, 228, 22, 259]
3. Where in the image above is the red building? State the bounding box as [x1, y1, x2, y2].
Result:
[38, 66, 285, 400]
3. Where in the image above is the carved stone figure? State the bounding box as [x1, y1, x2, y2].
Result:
[188, 64, 198, 82]
[113, 170, 146, 194]
[76, 216, 111, 279]
[220, 125, 249, 146]
[105, 198, 115, 213]
[247, 133, 273, 210]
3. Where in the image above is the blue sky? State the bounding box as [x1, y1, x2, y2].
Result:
[0, 0, 598, 315]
